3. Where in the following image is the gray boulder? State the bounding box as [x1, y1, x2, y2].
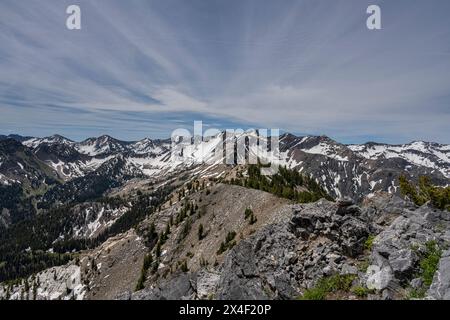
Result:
[388, 249, 417, 280]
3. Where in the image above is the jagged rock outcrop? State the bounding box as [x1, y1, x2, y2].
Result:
[127, 192, 450, 300]
[216, 223, 297, 300]
[121, 271, 220, 300]
[290, 199, 371, 258]
[212, 198, 373, 299]
[366, 204, 450, 298]
[0, 265, 84, 300]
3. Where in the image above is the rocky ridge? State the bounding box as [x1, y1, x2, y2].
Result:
[123, 192, 450, 300]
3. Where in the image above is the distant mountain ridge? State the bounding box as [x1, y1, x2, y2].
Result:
[1, 132, 449, 207]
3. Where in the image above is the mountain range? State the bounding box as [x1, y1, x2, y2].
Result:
[1, 132, 448, 202]
[0, 132, 449, 300]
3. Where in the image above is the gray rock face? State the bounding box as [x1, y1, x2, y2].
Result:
[131, 272, 197, 300]
[215, 199, 376, 299]
[366, 202, 450, 297]
[126, 193, 450, 301]
[196, 270, 221, 299]
[366, 265, 393, 291]
[216, 222, 299, 300]
[127, 270, 221, 300]
[428, 250, 450, 300]
[290, 199, 370, 258]
[388, 249, 418, 279]
[215, 196, 450, 300]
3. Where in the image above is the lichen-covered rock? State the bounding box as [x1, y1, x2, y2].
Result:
[366, 265, 393, 290]
[196, 270, 220, 299]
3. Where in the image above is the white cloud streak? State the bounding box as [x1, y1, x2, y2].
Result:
[0, 0, 449, 143]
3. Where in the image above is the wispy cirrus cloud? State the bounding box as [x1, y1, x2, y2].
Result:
[0, 0, 449, 143]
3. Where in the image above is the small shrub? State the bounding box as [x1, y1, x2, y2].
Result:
[419, 241, 442, 286]
[407, 288, 427, 299]
[249, 214, 258, 225]
[300, 286, 327, 300]
[351, 286, 374, 298]
[357, 259, 370, 273]
[365, 235, 375, 251]
[198, 224, 204, 241]
[244, 208, 253, 220]
[299, 274, 356, 300]
[135, 271, 146, 291]
[180, 260, 189, 272]
[178, 218, 192, 243]
[217, 231, 237, 255]
[399, 175, 450, 211]
[155, 242, 161, 257]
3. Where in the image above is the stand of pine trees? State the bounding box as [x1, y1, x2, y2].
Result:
[399, 175, 450, 211]
[0, 185, 174, 282]
[229, 164, 333, 203]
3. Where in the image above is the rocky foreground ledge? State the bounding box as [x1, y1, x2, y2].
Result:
[122, 193, 450, 300]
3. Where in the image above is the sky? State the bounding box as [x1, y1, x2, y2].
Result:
[0, 0, 450, 144]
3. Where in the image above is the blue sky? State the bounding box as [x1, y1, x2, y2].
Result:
[0, 0, 449, 144]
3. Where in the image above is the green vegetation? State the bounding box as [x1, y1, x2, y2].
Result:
[364, 235, 375, 251]
[178, 218, 192, 243]
[405, 240, 442, 298]
[198, 224, 205, 241]
[418, 241, 442, 287]
[175, 200, 196, 225]
[155, 241, 161, 258]
[244, 208, 257, 225]
[407, 287, 427, 300]
[135, 253, 153, 291]
[244, 208, 253, 220]
[0, 185, 174, 282]
[299, 274, 356, 300]
[180, 260, 189, 272]
[399, 175, 450, 211]
[351, 286, 375, 298]
[229, 165, 333, 203]
[143, 223, 158, 249]
[357, 259, 370, 273]
[0, 184, 36, 224]
[217, 231, 237, 255]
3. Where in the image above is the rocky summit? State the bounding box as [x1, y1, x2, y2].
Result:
[115, 192, 449, 301]
[0, 133, 449, 300]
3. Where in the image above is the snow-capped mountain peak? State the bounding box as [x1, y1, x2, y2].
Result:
[2, 132, 449, 200]
[348, 140, 450, 178]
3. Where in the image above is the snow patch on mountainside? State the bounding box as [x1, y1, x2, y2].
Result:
[75, 143, 99, 156]
[348, 141, 450, 178]
[129, 138, 169, 155]
[72, 205, 129, 239]
[303, 143, 349, 161]
[23, 136, 73, 149]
